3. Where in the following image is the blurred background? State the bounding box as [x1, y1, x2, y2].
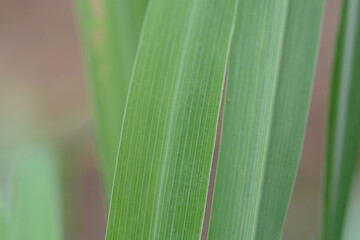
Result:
[0, 0, 358, 239]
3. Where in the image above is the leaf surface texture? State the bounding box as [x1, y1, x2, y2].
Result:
[106, 0, 237, 239]
[209, 0, 324, 239]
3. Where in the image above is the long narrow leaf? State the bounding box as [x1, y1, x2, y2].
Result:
[75, 0, 147, 199]
[105, 0, 238, 238]
[323, 0, 360, 239]
[209, 0, 324, 239]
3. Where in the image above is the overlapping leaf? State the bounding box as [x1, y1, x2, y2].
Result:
[209, 0, 324, 239]
[76, 0, 147, 199]
[105, 0, 238, 238]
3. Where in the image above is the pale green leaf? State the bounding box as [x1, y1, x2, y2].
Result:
[342, 171, 360, 240]
[75, 0, 147, 199]
[323, 0, 360, 239]
[105, 0, 238, 238]
[209, 0, 324, 239]
[0, 191, 6, 240]
[7, 145, 62, 240]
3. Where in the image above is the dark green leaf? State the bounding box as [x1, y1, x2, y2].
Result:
[323, 0, 360, 239]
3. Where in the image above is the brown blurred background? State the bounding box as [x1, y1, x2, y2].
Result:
[0, 0, 352, 239]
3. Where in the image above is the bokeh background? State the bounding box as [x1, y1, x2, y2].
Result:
[0, 0, 358, 239]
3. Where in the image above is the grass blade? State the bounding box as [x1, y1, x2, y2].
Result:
[75, 0, 147, 200]
[323, 0, 360, 239]
[7, 145, 62, 240]
[209, 0, 324, 239]
[105, 0, 238, 238]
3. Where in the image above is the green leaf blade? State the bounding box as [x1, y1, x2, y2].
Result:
[106, 0, 238, 239]
[75, 0, 148, 200]
[209, 0, 324, 239]
[323, 0, 360, 239]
